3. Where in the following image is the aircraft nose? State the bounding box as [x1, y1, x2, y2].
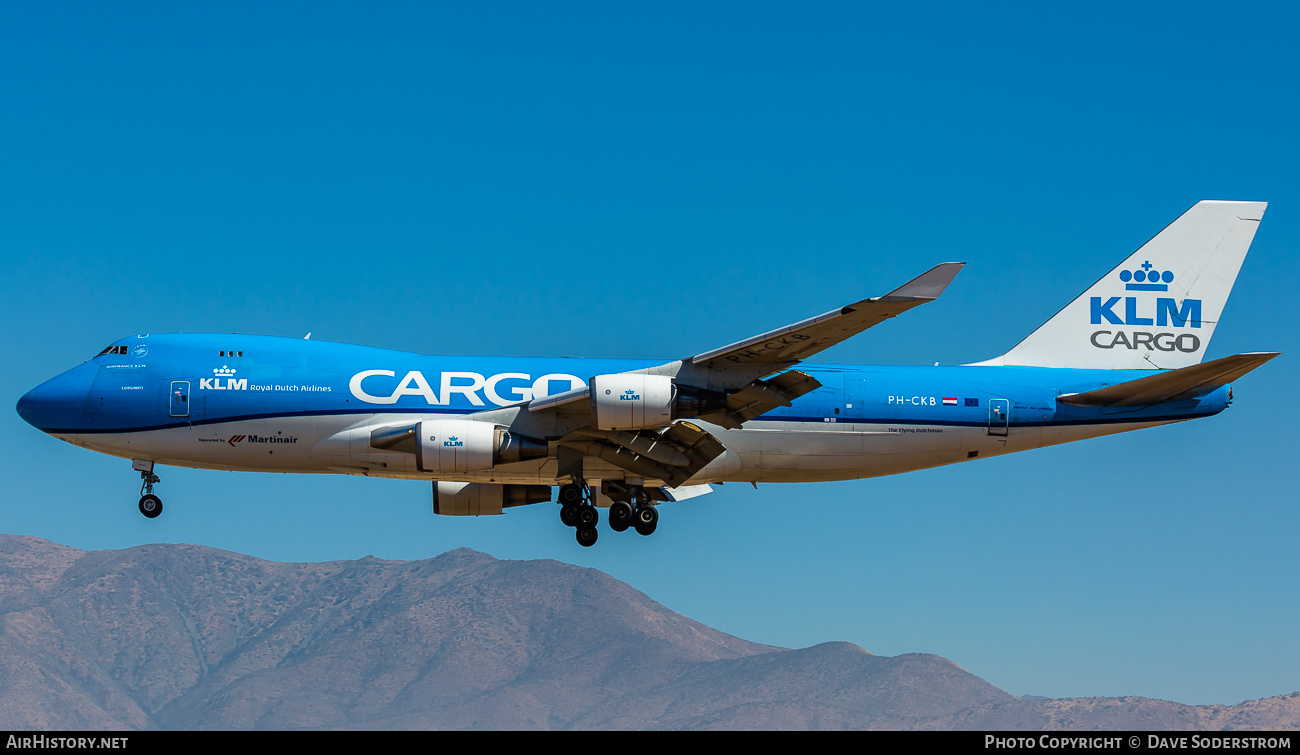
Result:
[16, 366, 96, 432]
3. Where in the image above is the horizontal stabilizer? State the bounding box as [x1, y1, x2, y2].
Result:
[1058, 352, 1279, 407]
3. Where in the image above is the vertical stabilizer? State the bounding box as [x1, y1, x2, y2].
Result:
[981, 200, 1266, 369]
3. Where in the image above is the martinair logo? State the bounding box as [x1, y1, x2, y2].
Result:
[228, 434, 297, 447]
[620, 388, 641, 401]
[1089, 261, 1202, 353]
[201, 366, 248, 391]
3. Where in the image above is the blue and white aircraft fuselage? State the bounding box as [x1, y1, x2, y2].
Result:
[21, 337, 1231, 481]
[16, 201, 1278, 546]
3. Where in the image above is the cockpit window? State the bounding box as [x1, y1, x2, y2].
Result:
[96, 345, 128, 356]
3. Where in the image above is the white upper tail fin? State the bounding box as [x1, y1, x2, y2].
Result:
[978, 200, 1267, 370]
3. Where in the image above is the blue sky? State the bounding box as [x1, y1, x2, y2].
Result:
[2, 2, 1297, 706]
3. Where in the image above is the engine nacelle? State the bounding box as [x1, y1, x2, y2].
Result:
[414, 419, 548, 474]
[590, 374, 674, 430]
[589, 374, 727, 430]
[432, 482, 552, 516]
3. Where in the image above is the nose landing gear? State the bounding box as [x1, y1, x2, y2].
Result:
[139, 492, 162, 518]
[134, 459, 163, 519]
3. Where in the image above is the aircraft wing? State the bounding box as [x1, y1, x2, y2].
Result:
[478, 263, 964, 485]
[688, 262, 965, 371]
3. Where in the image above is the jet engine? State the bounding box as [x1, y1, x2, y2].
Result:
[589, 374, 725, 431]
[370, 419, 547, 474]
[433, 481, 552, 516]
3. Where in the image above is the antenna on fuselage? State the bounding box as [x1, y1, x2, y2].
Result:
[304, 332, 312, 340]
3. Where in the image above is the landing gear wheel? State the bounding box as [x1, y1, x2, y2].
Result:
[137, 466, 162, 518]
[576, 525, 599, 547]
[560, 504, 580, 528]
[139, 495, 163, 519]
[578, 505, 598, 528]
[609, 501, 633, 532]
[558, 483, 584, 505]
[634, 505, 658, 536]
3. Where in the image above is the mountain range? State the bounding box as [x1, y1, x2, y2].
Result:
[1, 534, 1295, 730]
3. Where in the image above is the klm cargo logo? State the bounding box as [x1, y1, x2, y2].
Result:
[1089, 295, 1201, 328]
[620, 388, 640, 401]
[1089, 262, 1202, 353]
[200, 366, 247, 391]
[350, 369, 587, 407]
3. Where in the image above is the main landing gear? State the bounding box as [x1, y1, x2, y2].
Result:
[135, 460, 163, 519]
[604, 480, 658, 537]
[558, 483, 599, 547]
[608, 497, 657, 536]
[557, 480, 659, 546]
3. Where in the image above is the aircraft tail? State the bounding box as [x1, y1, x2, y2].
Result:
[979, 200, 1266, 370]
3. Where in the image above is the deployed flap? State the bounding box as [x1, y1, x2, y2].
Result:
[559, 420, 725, 488]
[659, 484, 712, 502]
[690, 262, 964, 369]
[1058, 352, 1279, 407]
[568, 427, 691, 466]
[698, 370, 822, 429]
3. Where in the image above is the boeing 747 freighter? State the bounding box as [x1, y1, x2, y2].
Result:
[17, 201, 1278, 546]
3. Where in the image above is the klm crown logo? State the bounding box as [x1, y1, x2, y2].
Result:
[620, 388, 640, 401]
[201, 365, 246, 390]
[1119, 261, 1173, 292]
[443, 435, 464, 447]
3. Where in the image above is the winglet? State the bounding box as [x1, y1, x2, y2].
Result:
[876, 262, 965, 303]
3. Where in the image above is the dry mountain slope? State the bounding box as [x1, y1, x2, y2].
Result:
[0, 534, 1295, 730]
